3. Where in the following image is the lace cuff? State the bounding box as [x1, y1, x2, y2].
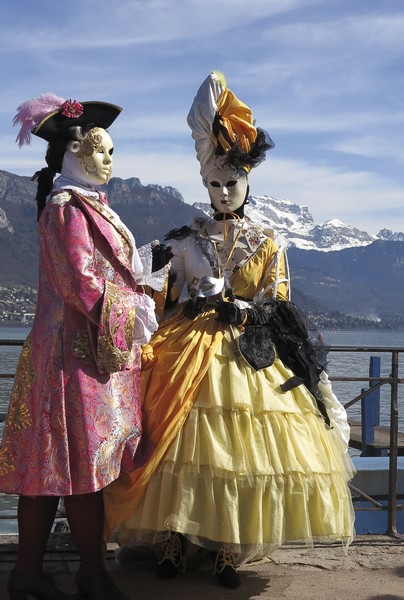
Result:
[133, 293, 158, 345]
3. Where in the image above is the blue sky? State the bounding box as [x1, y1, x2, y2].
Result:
[1, 0, 403, 235]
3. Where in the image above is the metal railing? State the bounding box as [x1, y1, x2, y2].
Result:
[326, 345, 404, 537]
[1, 340, 404, 537]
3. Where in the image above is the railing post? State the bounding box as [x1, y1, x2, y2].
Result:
[387, 350, 399, 536]
[361, 357, 382, 456]
[361, 387, 374, 456]
[370, 356, 381, 428]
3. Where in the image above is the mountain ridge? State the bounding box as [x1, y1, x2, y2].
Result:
[194, 195, 404, 251]
[1, 169, 403, 328]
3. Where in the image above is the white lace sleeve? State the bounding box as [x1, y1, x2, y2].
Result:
[318, 371, 350, 450]
[318, 371, 356, 477]
[134, 242, 167, 291]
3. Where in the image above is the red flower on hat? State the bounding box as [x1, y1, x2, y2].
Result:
[61, 99, 84, 119]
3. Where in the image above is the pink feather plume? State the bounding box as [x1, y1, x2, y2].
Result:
[13, 92, 66, 147]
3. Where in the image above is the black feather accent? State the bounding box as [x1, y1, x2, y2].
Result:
[223, 129, 273, 171]
[165, 226, 192, 241]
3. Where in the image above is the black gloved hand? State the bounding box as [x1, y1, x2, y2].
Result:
[215, 301, 246, 326]
[183, 297, 206, 320]
[151, 243, 173, 272]
[244, 305, 271, 326]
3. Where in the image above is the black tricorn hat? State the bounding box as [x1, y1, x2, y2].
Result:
[14, 94, 123, 147]
[33, 101, 122, 143]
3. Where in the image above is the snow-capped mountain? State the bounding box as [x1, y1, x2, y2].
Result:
[193, 195, 403, 252]
[377, 228, 404, 242]
[2, 168, 404, 327]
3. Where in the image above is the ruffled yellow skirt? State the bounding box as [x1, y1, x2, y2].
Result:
[114, 311, 355, 561]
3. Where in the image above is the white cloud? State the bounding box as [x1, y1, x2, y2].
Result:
[251, 157, 404, 233]
[1, 0, 403, 239]
[112, 150, 404, 235]
[262, 12, 404, 51]
[2, 132, 403, 236]
[330, 136, 404, 164]
[0, 0, 319, 51]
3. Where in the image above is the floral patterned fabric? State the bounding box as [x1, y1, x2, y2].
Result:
[0, 189, 156, 495]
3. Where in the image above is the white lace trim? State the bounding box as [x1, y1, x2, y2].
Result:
[132, 293, 158, 345]
[135, 243, 167, 291]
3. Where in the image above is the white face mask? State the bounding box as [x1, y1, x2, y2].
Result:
[207, 167, 248, 214]
[76, 127, 114, 185]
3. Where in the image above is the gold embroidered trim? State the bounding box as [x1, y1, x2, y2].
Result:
[72, 330, 92, 359]
[77, 193, 133, 258]
[124, 307, 136, 351]
[7, 336, 34, 431]
[97, 281, 134, 373]
[0, 447, 16, 475]
[97, 337, 132, 373]
[51, 191, 71, 206]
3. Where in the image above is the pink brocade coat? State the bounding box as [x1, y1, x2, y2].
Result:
[0, 189, 154, 496]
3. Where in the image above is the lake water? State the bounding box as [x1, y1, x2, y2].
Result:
[0, 325, 403, 533]
[321, 329, 404, 427]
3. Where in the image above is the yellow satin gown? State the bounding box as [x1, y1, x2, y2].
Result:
[104, 221, 355, 562]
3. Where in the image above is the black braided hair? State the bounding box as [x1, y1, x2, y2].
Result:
[32, 122, 95, 221]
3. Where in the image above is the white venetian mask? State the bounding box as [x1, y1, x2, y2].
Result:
[207, 166, 248, 214]
[75, 127, 114, 185]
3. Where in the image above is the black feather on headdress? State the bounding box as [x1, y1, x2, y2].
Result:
[223, 128, 274, 171]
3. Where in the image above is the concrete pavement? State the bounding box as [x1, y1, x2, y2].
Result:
[0, 535, 403, 599]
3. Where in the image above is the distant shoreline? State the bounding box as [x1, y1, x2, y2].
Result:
[0, 320, 403, 332]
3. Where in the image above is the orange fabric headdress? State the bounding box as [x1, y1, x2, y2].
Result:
[187, 71, 274, 183]
[213, 87, 257, 162]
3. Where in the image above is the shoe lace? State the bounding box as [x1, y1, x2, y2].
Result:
[159, 533, 183, 567]
[214, 543, 238, 574]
